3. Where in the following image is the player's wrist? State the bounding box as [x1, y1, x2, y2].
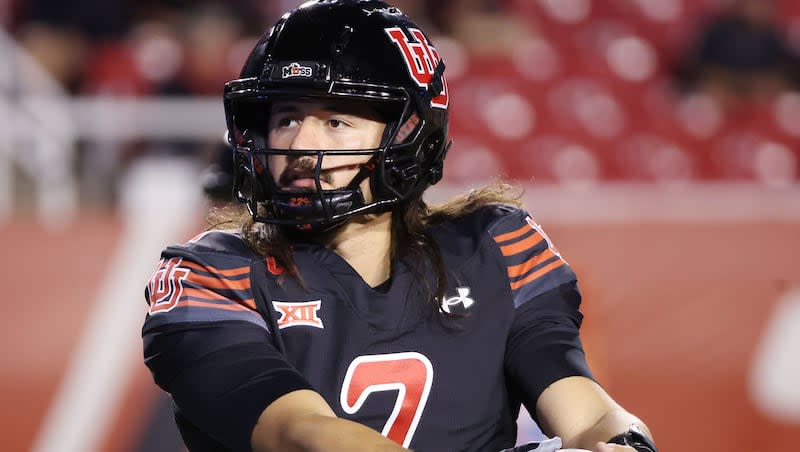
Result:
[606, 424, 658, 452]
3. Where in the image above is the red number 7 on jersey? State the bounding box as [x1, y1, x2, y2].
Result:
[340, 352, 434, 448]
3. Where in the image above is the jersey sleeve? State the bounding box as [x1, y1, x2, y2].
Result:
[142, 232, 312, 451]
[485, 208, 593, 422]
[488, 208, 576, 308]
[143, 235, 266, 332]
[503, 281, 594, 424]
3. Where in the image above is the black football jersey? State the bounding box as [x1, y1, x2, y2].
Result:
[142, 205, 593, 452]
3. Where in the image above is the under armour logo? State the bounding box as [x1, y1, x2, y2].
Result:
[272, 300, 324, 329]
[441, 287, 475, 314]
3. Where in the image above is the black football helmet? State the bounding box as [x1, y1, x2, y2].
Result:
[224, 0, 450, 230]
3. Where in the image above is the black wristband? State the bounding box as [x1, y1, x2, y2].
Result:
[607, 424, 658, 452]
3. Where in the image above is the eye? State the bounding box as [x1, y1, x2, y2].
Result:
[328, 119, 344, 128]
[278, 117, 296, 127]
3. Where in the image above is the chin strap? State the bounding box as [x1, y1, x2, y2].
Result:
[270, 189, 365, 231]
[345, 157, 378, 191]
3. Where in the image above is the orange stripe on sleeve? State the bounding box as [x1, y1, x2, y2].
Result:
[181, 260, 251, 278]
[175, 300, 254, 312]
[498, 232, 544, 257]
[507, 248, 556, 279]
[509, 258, 566, 291]
[493, 224, 532, 243]
[187, 272, 250, 292]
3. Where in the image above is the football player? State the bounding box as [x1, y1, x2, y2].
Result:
[142, 1, 658, 451]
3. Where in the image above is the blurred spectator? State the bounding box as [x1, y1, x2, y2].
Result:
[72, 2, 255, 204]
[675, 0, 800, 107]
[159, 4, 244, 96]
[18, 0, 132, 40]
[15, 23, 88, 94]
[123, 4, 249, 199]
[135, 0, 275, 38]
[13, 0, 133, 93]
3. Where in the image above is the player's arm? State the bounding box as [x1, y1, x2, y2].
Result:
[489, 210, 656, 451]
[536, 376, 653, 450]
[251, 390, 408, 452]
[506, 283, 656, 451]
[144, 246, 407, 452]
[146, 321, 407, 452]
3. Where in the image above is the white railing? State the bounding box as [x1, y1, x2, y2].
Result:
[0, 26, 226, 227]
[2, 28, 78, 227]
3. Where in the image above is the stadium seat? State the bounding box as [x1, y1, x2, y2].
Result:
[441, 135, 508, 184]
[707, 129, 798, 185]
[510, 134, 603, 186]
[771, 92, 800, 139]
[546, 77, 629, 141]
[453, 0, 800, 185]
[82, 42, 151, 95]
[609, 132, 698, 183]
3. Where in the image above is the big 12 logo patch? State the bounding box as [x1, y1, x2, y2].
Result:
[385, 27, 449, 109]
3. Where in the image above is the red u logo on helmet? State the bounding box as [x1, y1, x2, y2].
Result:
[385, 27, 449, 109]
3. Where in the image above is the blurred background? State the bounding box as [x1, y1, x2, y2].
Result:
[1, 0, 799, 451]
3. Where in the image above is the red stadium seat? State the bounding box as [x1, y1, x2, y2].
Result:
[559, 20, 663, 103]
[448, 74, 540, 144]
[609, 132, 699, 183]
[82, 42, 152, 95]
[473, 1, 800, 184]
[441, 135, 508, 184]
[771, 92, 800, 140]
[509, 134, 604, 185]
[546, 77, 629, 141]
[509, 37, 564, 84]
[708, 130, 798, 185]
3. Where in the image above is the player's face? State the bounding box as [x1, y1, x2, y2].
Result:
[267, 100, 386, 201]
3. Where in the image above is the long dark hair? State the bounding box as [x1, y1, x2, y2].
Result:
[206, 182, 522, 313]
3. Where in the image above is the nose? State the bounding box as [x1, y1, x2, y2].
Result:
[289, 118, 324, 150]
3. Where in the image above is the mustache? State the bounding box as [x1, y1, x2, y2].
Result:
[278, 158, 332, 187]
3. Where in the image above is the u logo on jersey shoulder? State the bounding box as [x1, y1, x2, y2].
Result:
[272, 300, 324, 329]
[147, 257, 190, 314]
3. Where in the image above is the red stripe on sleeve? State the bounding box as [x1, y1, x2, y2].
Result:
[186, 272, 250, 292]
[183, 287, 257, 311]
